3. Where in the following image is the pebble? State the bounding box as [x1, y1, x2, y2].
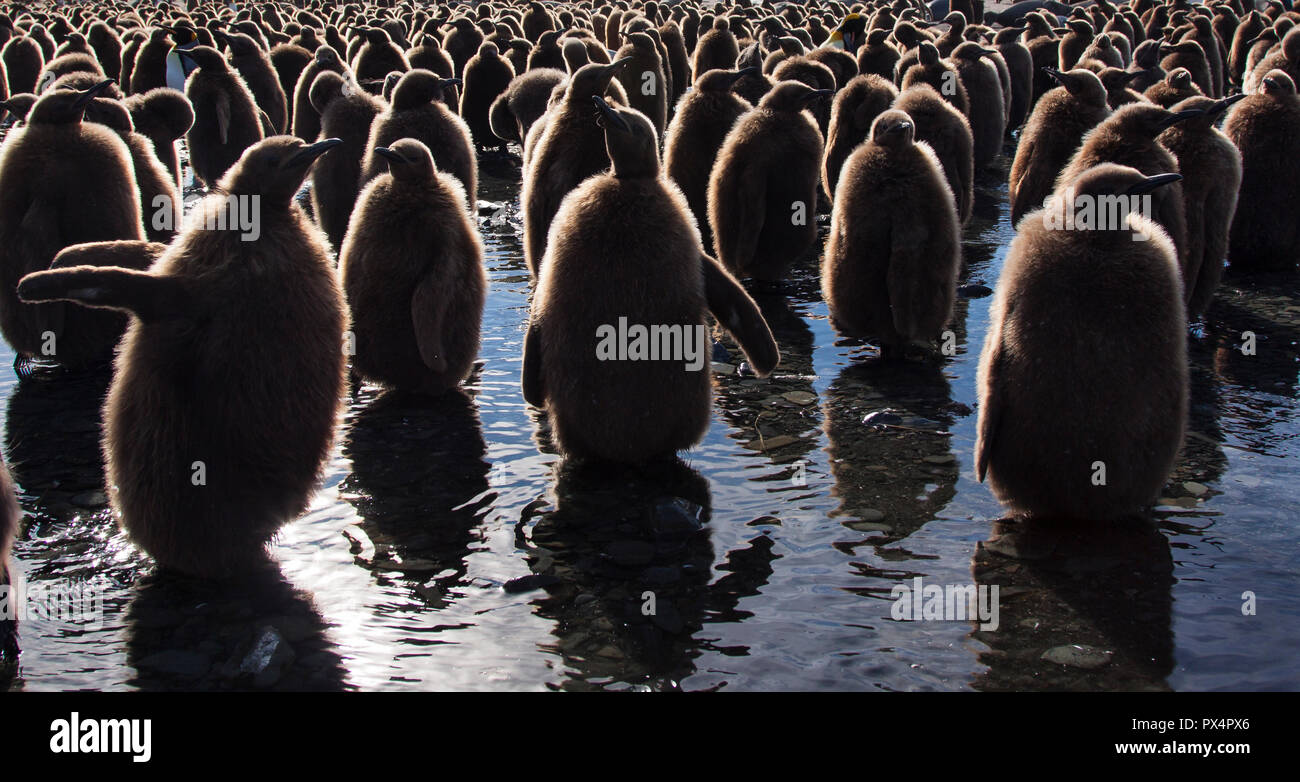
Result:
[503, 574, 561, 594]
[744, 434, 798, 451]
[71, 490, 108, 508]
[1041, 644, 1113, 669]
[1182, 481, 1209, 496]
[922, 454, 955, 464]
[782, 391, 818, 406]
[712, 362, 737, 375]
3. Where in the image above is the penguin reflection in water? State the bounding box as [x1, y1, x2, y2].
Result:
[524, 98, 779, 464]
[976, 164, 1188, 522]
[17, 137, 349, 578]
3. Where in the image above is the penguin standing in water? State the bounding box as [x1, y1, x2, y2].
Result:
[488, 67, 565, 147]
[823, 110, 960, 359]
[1054, 102, 1202, 278]
[996, 26, 1034, 132]
[180, 45, 266, 188]
[17, 136, 348, 578]
[524, 98, 779, 463]
[663, 67, 755, 253]
[708, 80, 829, 282]
[460, 41, 514, 152]
[0, 452, 19, 662]
[310, 72, 384, 251]
[0, 81, 145, 372]
[83, 97, 181, 244]
[123, 87, 194, 192]
[523, 59, 630, 277]
[901, 42, 971, 117]
[361, 70, 475, 206]
[1158, 94, 1245, 318]
[893, 85, 975, 226]
[976, 164, 1188, 522]
[950, 41, 1006, 169]
[340, 139, 485, 394]
[823, 74, 898, 200]
[1224, 70, 1300, 273]
[1009, 67, 1110, 225]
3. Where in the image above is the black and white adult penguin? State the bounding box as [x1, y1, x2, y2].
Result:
[340, 138, 485, 394]
[16, 136, 348, 578]
[976, 164, 1188, 522]
[1158, 94, 1245, 318]
[663, 67, 756, 253]
[178, 45, 265, 187]
[823, 109, 960, 359]
[523, 58, 630, 277]
[708, 80, 829, 283]
[361, 69, 476, 207]
[524, 97, 779, 463]
[0, 81, 145, 372]
[1224, 70, 1300, 273]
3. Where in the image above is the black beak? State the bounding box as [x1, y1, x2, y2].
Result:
[1210, 93, 1247, 116]
[1159, 108, 1205, 129]
[1125, 172, 1183, 195]
[374, 146, 404, 165]
[73, 79, 115, 113]
[592, 95, 630, 133]
[727, 66, 760, 85]
[288, 137, 343, 167]
[1043, 66, 1065, 83]
[800, 88, 833, 106]
[439, 77, 462, 89]
[1118, 70, 1142, 84]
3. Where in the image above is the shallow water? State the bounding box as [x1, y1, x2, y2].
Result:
[2, 142, 1298, 692]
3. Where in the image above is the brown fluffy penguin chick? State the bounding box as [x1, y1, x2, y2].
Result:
[291, 45, 348, 143]
[1160, 40, 1214, 98]
[1159, 94, 1245, 317]
[523, 98, 779, 463]
[83, 96, 181, 244]
[823, 110, 960, 359]
[461, 42, 515, 152]
[123, 87, 195, 191]
[1054, 102, 1202, 278]
[950, 41, 1007, 169]
[488, 67, 565, 145]
[693, 18, 740, 82]
[1009, 67, 1110, 225]
[893, 85, 975, 225]
[901, 42, 970, 116]
[1144, 67, 1205, 108]
[180, 45, 265, 187]
[614, 31, 669, 137]
[0, 81, 145, 369]
[1224, 70, 1300, 272]
[824, 74, 898, 200]
[309, 71, 384, 251]
[219, 31, 289, 134]
[857, 28, 901, 80]
[523, 58, 631, 277]
[361, 70, 476, 205]
[1098, 67, 1146, 110]
[708, 80, 829, 282]
[663, 67, 755, 253]
[976, 164, 1188, 521]
[995, 26, 1034, 130]
[340, 139, 485, 394]
[16, 136, 348, 577]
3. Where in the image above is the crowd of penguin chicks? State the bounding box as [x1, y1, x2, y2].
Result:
[0, 0, 1296, 655]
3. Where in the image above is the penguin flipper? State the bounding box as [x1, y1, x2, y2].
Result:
[974, 313, 1006, 484]
[216, 90, 231, 145]
[724, 165, 766, 275]
[702, 254, 780, 376]
[522, 319, 545, 407]
[17, 266, 194, 323]
[410, 273, 449, 374]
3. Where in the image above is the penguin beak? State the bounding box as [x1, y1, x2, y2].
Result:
[979, 48, 998, 57]
[604, 57, 633, 76]
[288, 138, 343, 168]
[592, 95, 630, 133]
[374, 146, 404, 166]
[1125, 173, 1183, 195]
[1118, 71, 1142, 85]
[728, 66, 760, 85]
[1043, 66, 1065, 83]
[73, 79, 115, 113]
[1159, 108, 1205, 129]
[1211, 93, 1248, 116]
[800, 89, 833, 106]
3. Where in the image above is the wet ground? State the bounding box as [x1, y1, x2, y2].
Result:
[2, 140, 1298, 691]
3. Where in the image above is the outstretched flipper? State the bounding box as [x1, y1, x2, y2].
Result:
[18, 266, 195, 323]
[522, 318, 545, 407]
[410, 271, 450, 374]
[702, 254, 780, 376]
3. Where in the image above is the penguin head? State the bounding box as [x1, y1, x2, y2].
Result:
[124, 87, 195, 141]
[1170, 94, 1247, 128]
[0, 94, 36, 126]
[1067, 163, 1183, 205]
[1166, 67, 1196, 90]
[1262, 69, 1297, 96]
[1043, 67, 1107, 106]
[568, 59, 630, 104]
[592, 95, 659, 179]
[218, 31, 261, 58]
[562, 38, 589, 70]
[1283, 26, 1300, 62]
[1098, 67, 1141, 92]
[149, 26, 172, 45]
[866, 28, 891, 48]
[82, 96, 134, 135]
[1158, 40, 1203, 58]
[836, 13, 867, 53]
[1132, 39, 1163, 69]
[176, 45, 230, 73]
[308, 70, 346, 114]
[362, 26, 392, 47]
[25, 79, 114, 125]
[382, 72, 403, 103]
[951, 41, 996, 62]
[391, 69, 459, 110]
[760, 79, 831, 112]
[374, 138, 437, 183]
[696, 67, 759, 93]
[1114, 101, 1206, 136]
[870, 109, 914, 147]
[314, 45, 344, 71]
[1067, 19, 1094, 36]
[478, 41, 500, 59]
[218, 135, 343, 205]
[943, 11, 967, 30]
[916, 41, 940, 66]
